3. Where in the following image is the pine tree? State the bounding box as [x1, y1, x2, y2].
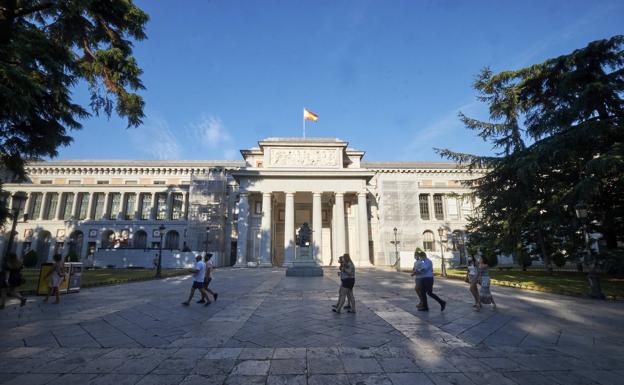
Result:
[438, 36, 624, 294]
[0, 0, 149, 222]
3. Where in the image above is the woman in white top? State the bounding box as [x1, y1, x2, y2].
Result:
[466, 256, 481, 311]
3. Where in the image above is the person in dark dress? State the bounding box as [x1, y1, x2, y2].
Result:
[1, 253, 27, 309]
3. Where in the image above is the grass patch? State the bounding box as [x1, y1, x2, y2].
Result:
[19, 268, 189, 294]
[432, 268, 624, 300]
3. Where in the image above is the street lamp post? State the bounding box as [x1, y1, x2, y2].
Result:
[390, 227, 400, 271]
[205, 227, 211, 256]
[437, 226, 447, 278]
[156, 224, 165, 278]
[575, 203, 605, 299]
[3, 192, 27, 261]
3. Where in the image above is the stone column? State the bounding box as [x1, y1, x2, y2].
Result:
[235, 192, 249, 266]
[24, 192, 32, 220]
[166, 191, 173, 220]
[103, 192, 111, 219]
[312, 192, 323, 265]
[54, 192, 64, 220]
[150, 192, 157, 220]
[134, 192, 141, 220]
[335, 193, 346, 257]
[71, 192, 79, 220]
[183, 191, 190, 220]
[357, 191, 371, 266]
[259, 192, 272, 267]
[86, 192, 95, 220]
[117, 192, 126, 220]
[282, 192, 295, 266]
[38, 191, 48, 220]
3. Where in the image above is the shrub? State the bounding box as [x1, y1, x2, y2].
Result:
[182, 245, 192, 252]
[518, 251, 533, 271]
[552, 251, 566, 268]
[23, 250, 38, 268]
[66, 250, 80, 262]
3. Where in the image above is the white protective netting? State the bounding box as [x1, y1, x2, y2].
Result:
[187, 168, 228, 255]
[378, 179, 420, 265]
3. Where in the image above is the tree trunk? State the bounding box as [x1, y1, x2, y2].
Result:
[537, 228, 552, 273]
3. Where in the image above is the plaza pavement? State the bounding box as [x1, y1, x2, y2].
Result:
[0, 267, 623, 385]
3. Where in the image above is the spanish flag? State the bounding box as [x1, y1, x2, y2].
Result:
[303, 108, 319, 122]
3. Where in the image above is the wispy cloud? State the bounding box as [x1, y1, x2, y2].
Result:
[404, 101, 483, 157]
[129, 113, 181, 160]
[188, 114, 236, 159]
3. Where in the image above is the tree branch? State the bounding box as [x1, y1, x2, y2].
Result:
[14, 1, 54, 17]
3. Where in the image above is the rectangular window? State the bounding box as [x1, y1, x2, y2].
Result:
[434, 194, 444, 220]
[153, 180, 166, 185]
[44, 193, 59, 220]
[140, 193, 152, 220]
[110, 193, 121, 220]
[77, 193, 89, 220]
[97, 180, 109, 185]
[156, 193, 167, 220]
[29, 193, 43, 219]
[447, 197, 459, 220]
[125, 193, 136, 220]
[62, 193, 74, 220]
[68, 180, 81, 185]
[124, 180, 138, 185]
[419, 194, 430, 220]
[254, 201, 262, 215]
[94, 193, 106, 219]
[171, 193, 184, 220]
[40, 180, 52, 184]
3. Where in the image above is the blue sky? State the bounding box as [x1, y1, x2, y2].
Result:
[58, 0, 623, 162]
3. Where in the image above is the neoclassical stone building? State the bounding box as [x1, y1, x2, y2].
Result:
[1, 138, 481, 268]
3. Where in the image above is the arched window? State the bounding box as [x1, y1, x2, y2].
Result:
[165, 230, 179, 250]
[134, 230, 147, 249]
[101, 230, 116, 249]
[69, 230, 84, 258]
[423, 230, 435, 252]
[452, 230, 467, 265]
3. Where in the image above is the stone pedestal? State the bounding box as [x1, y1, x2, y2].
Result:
[286, 246, 324, 277]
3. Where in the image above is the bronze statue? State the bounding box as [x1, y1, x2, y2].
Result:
[296, 222, 312, 247]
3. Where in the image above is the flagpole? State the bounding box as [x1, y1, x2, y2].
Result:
[303, 108, 306, 138]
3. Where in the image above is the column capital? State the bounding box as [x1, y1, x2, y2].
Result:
[239, 191, 249, 198]
[334, 192, 344, 198]
[284, 191, 295, 197]
[312, 192, 322, 197]
[262, 192, 272, 197]
[358, 191, 367, 198]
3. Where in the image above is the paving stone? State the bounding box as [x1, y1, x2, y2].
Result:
[46, 374, 99, 385]
[341, 357, 384, 374]
[348, 373, 393, 385]
[307, 357, 346, 374]
[239, 348, 274, 360]
[203, 348, 242, 359]
[269, 358, 307, 375]
[88, 374, 143, 385]
[428, 372, 476, 385]
[386, 373, 436, 385]
[223, 375, 267, 385]
[192, 359, 236, 376]
[266, 374, 307, 385]
[377, 357, 421, 372]
[152, 358, 198, 374]
[230, 360, 270, 376]
[179, 374, 227, 385]
[308, 374, 351, 385]
[273, 347, 306, 359]
[462, 371, 518, 385]
[0, 373, 61, 385]
[135, 374, 186, 385]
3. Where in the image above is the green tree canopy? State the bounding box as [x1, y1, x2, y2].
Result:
[1, 0, 148, 221]
[438, 35, 624, 271]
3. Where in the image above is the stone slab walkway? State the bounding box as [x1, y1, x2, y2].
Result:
[0, 267, 622, 384]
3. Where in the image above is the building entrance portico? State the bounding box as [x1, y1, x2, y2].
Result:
[231, 138, 374, 268]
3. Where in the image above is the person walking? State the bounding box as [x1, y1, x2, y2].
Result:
[410, 249, 426, 310]
[200, 253, 218, 303]
[478, 256, 497, 309]
[416, 251, 446, 312]
[466, 256, 481, 311]
[332, 255, 353, 312]
[0, 253, 27, 309]
[44, 254, 65, 304]
[182, 255, 212, 306]
[332, 253, 356, 313]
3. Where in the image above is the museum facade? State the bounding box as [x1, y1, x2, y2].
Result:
[1, 138, 482, 268]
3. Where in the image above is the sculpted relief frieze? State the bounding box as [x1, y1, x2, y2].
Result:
[268, 148, 339, 168]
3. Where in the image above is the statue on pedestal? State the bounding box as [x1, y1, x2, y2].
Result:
[296, 222, 311, 248]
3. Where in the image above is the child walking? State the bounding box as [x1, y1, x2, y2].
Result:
[44, 254, 65, 304]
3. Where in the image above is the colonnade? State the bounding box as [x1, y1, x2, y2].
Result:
[235, 191, 371, 267]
